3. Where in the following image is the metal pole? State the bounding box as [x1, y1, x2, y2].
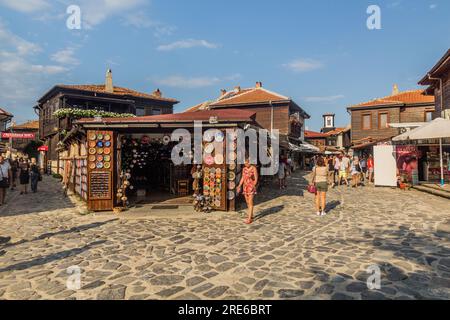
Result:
[440, 138, 445, 187]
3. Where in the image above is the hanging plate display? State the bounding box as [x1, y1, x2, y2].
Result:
[97, 148, 104, 155]
[228, 181, 236, 189]
[229, 141, 237, 150]
[104, 141, 111, 147]
[214, 200, 221, 207]
[104, 162, 111, 169]
[104, 155, 111, 162]
[214, 131, 224, 142]
[103, 148, 111, 155]
[89, 133, 97, 141]
[96, 162, 104, 169]
[203, 131, 214, 142]
[89, 148, 96, 155]
[203, 185, 210, 191]
[210, 167, 216, 174]
[204, 167, 210, 174]
[104, 134, 111, 141]
[228, 152, 237, 161]
[216, 168, 222, 174]
[97, 141, 104, 148]
[89, 155, 96, 162]
[204, 143, 214, 154]
[96, 155, 104, 162]
[227, 191, 235, 200]
[97, 134, 104, 140]
[204, 155, 214, 165]
[214, 154, 224, 165]
[228, 171, 236, 181]
[89, 163, 96, 169]
[89, 141, 97, 148]
[229, 163, 236, 170]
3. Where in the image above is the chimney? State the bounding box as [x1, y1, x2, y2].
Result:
[220, 89, 227, 97]
[392, 84, 399, 95]
[152, 88, 162, 98]
[105, 69, 113, 93]
[256, 81, 262, 88]
[234, 86, 241, 93]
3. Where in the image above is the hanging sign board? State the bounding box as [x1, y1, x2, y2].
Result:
[1, 132, 36, 139]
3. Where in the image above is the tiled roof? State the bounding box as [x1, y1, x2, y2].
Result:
[184, 101, 212, 113]
[56, 85, 179, 103]
[305, 127, 349, 139]
[209, 87, 290, 107]
[0, 107, 13, 117]
[76, 109, 257, 124]
[304, 130, 328, 139]
[10, 120, 39, 130]
[349, 90, 434, 109]
[419, 49, 450, 85]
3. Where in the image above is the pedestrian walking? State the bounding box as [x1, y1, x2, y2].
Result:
[351, 156, 361, 187]
[9, 158, 18, 190]
[18, 158, 30, 195]
[327, 155, 335, 186]
[367, 154, 375, 184]
[0, 155, 12, 205]
[278, 156, 287, 190]
[310, 156, 329, 216]
[338, 153, 350, 186]
[334, 154, 341, 186]
[360, 155, 367, 184]
[30, 158, 40, 193]
[237, 158, 259, 224]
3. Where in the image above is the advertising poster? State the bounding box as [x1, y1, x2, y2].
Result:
[396, 145, 421, 185]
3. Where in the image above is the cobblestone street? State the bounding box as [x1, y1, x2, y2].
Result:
[0, 171, 449, 300]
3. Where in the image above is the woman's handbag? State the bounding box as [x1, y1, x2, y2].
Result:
[307, 184, 317, 194]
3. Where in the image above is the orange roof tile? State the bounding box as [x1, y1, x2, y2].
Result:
[10, 120, 39, 130]
[349, 90, 434, 109]
[304, 130, 328, 139]
[209, 87, 289, 107]
[57, 84, 179, 103]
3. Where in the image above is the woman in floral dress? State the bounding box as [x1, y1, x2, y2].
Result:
[237, 158, 259, 224]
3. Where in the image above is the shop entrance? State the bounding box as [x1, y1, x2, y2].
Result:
[119, 134, 193, 206]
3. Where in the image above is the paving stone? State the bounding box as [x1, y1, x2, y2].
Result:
[150, 275, 184, 286]
[186, 276, 206, 287]
[204, 286, 229, 298]
[97, 285, 126, 300]
[156, 286, 184, 298]
[346, 282, 368, 293]
[278, 289, 304, 299]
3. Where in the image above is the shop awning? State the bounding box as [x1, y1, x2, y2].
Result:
[393, 118, 450, 141]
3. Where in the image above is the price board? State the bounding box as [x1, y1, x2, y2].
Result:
[87, 130, 114, 211]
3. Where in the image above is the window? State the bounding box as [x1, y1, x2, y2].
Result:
[151, 108, 162, 115]
[362, 113, 372, 130]
[425, 111, 433, 122]
[378, 112, 389, 129]
[136, 107, 145, 116]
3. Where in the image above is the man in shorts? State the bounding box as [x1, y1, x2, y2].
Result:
[338, 153, 350, 186]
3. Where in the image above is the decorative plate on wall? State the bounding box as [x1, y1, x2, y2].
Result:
[97, 148, 104, 155]
[214, 131, 224, 142]
[227, 171, 236, 181]
[89, 141, 97, 148]
[204, 143, 214, 154]
[227, 191, 235, 200]
[103, 148, 111, 155]
[104, 162, 111, 169]
[104, 134, 111, 141]
[214, 154, 224, 165]
[89, 148, 96, 155]
[89, 134, 97, 141]
[89, 155, 96, 162]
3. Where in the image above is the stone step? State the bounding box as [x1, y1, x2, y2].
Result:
[413, 185, 450, 200]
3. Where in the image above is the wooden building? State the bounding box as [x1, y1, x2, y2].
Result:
[419, 49, 450, 119]
[59, 109, 260, 212]
[5, 120, 40, 156]
[348, 86, 435, 150]
[34, 69, 179, 173]
[185, 82, 310, 150]
[0, 107, 14, 154]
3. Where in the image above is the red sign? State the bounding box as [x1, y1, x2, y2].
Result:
[38, 146, 49, 152]
[1, 132, 36, 139]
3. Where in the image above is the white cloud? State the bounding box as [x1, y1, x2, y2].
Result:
[304, 95, 345, 103]
[51, 47, 80, 65]
[283, 58, 324, 73]
[0, 0, 49, 13]
[123, 11, 176, 37]
[0, 24, 68, 110]
[78, 0, 147, 29]
[157, 39, 219, 51]
[0, 21, 41, 55]
[429, 4, 437, 9]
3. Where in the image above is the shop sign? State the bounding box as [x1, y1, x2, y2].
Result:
[38, 145, 49, 152]
[1, 132, 36, 139]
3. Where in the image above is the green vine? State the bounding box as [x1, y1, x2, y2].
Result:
[53, 108, 135, 119]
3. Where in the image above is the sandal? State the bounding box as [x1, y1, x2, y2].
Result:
[244, 218, 253, 224]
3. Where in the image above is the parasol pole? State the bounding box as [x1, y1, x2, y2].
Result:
[440, 138, 445, 187]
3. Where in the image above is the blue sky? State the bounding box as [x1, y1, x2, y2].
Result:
[0, 0, 449, 131]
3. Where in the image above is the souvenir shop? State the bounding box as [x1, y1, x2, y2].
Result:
[72, 110, 260, 212]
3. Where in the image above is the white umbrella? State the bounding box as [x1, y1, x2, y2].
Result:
[393, 118, 450, 186]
